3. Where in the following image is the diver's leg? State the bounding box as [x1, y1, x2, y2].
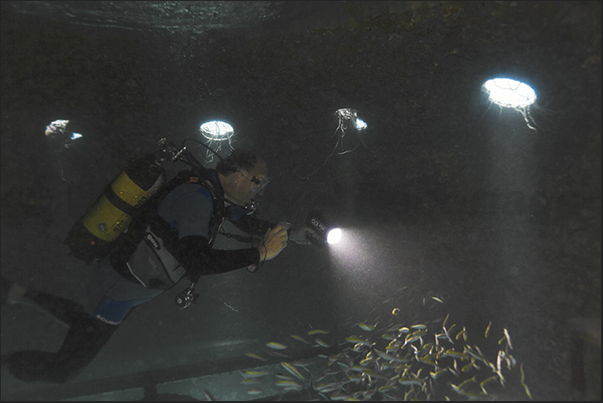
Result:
[23, 287, 90, 326]
[2, 276, 88, 327]
[5, 315, 118, 383]
[5, 289, 161, 383]
[4, 261, 163, 383]
[3, 257, 130, 326]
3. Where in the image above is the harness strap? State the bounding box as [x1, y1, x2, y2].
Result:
[111, 169, 226, 285]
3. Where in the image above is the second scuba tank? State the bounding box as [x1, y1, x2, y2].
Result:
[64, 153, 166, 264]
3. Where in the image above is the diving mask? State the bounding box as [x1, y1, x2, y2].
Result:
[250, 175, 269, 196]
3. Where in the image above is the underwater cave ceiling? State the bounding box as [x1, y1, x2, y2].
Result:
[1, 1, 294, 34]
[0, 1, 600, 223]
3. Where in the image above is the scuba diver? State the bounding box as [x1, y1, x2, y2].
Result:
[1, 146, 311, 383]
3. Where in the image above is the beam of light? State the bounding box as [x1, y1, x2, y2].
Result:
[482, 78, 537, 108]
[326, 227, 413, 319]
[328, 228, 377, 275]
[327, 224, 422, 284]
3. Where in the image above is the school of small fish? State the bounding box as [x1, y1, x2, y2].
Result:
[240, 295, 531, 400]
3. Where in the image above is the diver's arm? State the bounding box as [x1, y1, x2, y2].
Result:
[160, 186, 285, 276]
[174, 235, 261, 276]
[174, 227, 287, 276]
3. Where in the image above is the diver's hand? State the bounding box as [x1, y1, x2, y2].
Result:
[258, 225, 288, 261]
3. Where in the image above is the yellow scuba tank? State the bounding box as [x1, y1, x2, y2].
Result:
[65, 153, 166, 264]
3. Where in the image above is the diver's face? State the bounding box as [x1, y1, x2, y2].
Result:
[230, 161, 268, 206]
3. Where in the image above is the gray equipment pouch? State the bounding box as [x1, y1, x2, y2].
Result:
[125, 226, 187, 290]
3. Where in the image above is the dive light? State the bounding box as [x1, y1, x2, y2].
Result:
[305, 210, 342, 246]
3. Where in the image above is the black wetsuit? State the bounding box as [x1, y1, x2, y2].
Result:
[5, 170, 274, 383]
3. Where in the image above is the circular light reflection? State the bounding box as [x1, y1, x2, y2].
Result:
[327, 228, 342, 244]
[483, 78, 537, 108]
[199, 120, 234, 141]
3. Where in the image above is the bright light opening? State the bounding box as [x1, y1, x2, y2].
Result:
[355, 118, 367, 130]
[483, 78, 537, 108]
[327, 228, 342, 244]
[44, 119, 84, 144]
[199, 120, 234, 141]
[199, 120, 236, 163]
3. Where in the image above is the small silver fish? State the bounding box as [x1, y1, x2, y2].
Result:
[403, 335, 423, 346]
[358, 323, 376, 331]
[520, 362, 526, 384]
[240, 370, 270, 379]
[313, 381, 340, 393]
[351, 366, 389, 381]
[330, 392, 352, 401]
[419, 356, 439, 367]
[290, 334, 310, 344]
[455, 326, 467, 341]
[443, 349, 468, 359]
[523, 383, 533, 399]
[352, 343, 365, 352]
[430, 369, 447, 379]
[497, 350, 505, 372]
[275, 379, 302, 390]
[464, 346, 485, 364]
[345, 335, 373, 346]
[480, 375, 498, 392]
[292, 360, 313, 368]
[484, 321, 492, 338]
[240, 378, 261, 384]
[281, 361, 305, 381]
[398, 377, 425, 386]
[315, 338, 332, 348]
[266, 341, 288, 350]
[457, 375, 477, 390]
[503, 328, 513, 349]
[442, 313, 450, 327]
[245, 352, 267, 361]
[461, 361, 476, 372]
[378, 384, 397, 393]
[410, 329, 427, 337]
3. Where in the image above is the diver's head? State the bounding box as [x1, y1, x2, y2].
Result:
[217, 148, 269, 206]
